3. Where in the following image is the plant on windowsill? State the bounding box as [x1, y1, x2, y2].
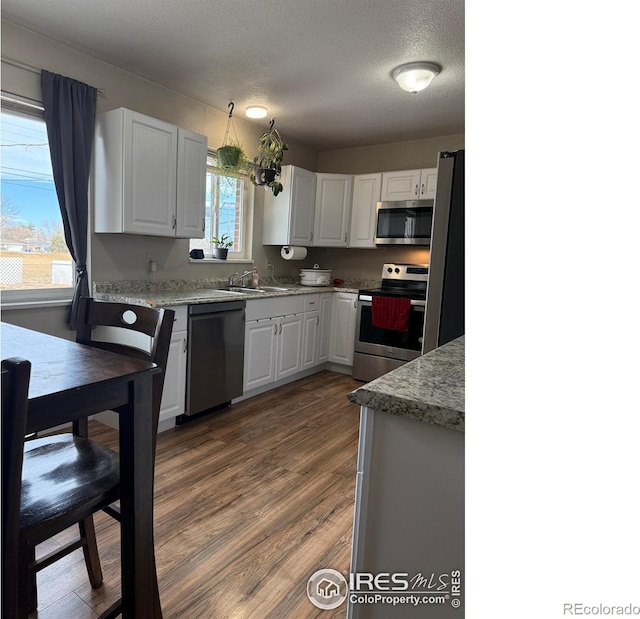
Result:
[250, 119, 288, 196]
[210, 234, 233, 260]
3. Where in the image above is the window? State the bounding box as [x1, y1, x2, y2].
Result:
[189, 152, 251, 259]
[0, 100, 74, 300]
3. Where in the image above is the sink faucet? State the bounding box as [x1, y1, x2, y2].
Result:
[229, 270, 253, 286]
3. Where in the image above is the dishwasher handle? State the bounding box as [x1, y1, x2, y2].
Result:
[188, 300, 246, 315]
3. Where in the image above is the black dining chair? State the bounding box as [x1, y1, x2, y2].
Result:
[2, 357, 32, 619]
[16, 298, 174, 618]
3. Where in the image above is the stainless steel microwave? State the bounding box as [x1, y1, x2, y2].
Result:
[374, 200, 433, 245]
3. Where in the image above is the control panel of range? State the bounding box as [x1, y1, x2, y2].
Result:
[381, 263, 429, 282]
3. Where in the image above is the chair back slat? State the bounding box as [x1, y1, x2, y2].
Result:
[2, 357, 31, 618]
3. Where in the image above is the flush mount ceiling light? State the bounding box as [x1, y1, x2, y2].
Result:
[392, 62, 440, 94]
[246, 105, 268, 119]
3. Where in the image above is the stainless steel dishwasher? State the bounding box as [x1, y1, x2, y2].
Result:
[184, 300, 246, 418]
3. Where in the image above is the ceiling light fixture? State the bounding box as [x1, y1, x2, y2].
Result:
[246, 105, 268, 119]
[392, 62, 440, 94]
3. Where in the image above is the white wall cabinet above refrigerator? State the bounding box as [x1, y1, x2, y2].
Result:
[94, 108, 207, 238]
[381, 168, 437, 201]
[314, 173, 354, 247]
[262, 165, 317, 246]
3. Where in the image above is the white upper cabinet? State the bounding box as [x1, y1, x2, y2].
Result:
[381, 168, 437, 201]
[263, 165, 317, 246]
[94, 108, 206, 238]
[313, 173, 353, 247]
[349, 173, 381, 248]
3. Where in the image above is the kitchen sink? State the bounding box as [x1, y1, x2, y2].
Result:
[215, 286, 290, 294]
[217, 286, 265, 294]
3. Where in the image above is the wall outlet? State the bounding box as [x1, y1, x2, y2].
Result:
[146, 254, 156, 273]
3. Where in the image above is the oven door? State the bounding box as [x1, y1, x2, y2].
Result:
[355, 295, 425, 361]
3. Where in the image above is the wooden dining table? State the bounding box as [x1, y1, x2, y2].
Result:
[1, 322, 163, 618]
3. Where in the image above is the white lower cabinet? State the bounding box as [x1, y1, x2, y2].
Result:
[302, 310, 320, 371]
[242, 293, 334, 396]
[244, 318, 279, 391]
[243, 313, 303, 391]
[158, 305, 188, 425]
[317, 292, 333, 364]
[328, 292, 358, 366]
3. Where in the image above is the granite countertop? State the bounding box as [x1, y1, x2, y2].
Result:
[93, 279, 362, 308]
[348, 336, 465, 432]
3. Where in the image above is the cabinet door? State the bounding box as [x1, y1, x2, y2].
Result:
[314, 174, 353, 247]
[176, 128, 207, 238]
[381, 169, 422, 201]
[123, 110, 177, 235]
[244, 319, 277, 391]
[158, 329, 187, 423]
[317, 293, 333, 364]
[349, 173, 381, 248]
[263, 165, 316, 246]
[301, 311, 320, 371]
[328, 293, 357, 365]
[275, 314, 303, 380]
[290, 166, 317, 245]
[420, 168, 438, 199]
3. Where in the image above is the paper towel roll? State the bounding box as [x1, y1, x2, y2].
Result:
[281, 246, 308, 260]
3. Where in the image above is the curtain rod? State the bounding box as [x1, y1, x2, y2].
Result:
[1, 54, 105, 95]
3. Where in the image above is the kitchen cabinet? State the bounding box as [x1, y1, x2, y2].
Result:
[313, 173, 353, 247]
[94, 108, 207, 238]
[381, 167, 437, 201]
[263, 165, 317, 245]
[158, 305, 188, 425]
[328, 292, 358, 366]
[317, 292, 333, 364]
[349, 173, 381, 248]
[348, 407, 464, 619]
[243, 295, 306, 392]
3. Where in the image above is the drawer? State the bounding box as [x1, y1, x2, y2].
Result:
[303, 294, 320, 312]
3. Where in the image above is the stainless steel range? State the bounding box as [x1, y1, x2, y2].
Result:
[352, 263, 428, 382]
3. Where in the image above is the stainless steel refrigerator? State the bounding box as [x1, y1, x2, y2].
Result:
[423, 149, 465, 353]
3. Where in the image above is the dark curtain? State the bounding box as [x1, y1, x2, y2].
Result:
[41, 70, 97, 329]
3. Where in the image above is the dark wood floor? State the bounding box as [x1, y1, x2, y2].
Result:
[29, 370, 362, 618]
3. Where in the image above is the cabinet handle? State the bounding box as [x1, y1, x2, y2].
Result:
[172, 214, 177, 229]
[421, 183, 425, 195]
[316, 315, 319, 326]
[183, 338, 187, 352]
[310, 230, 313, 242]
[279, 323, 282, 335]
[415, 184, 419, 196]
[274, 323, 278, 335]
[344, 232, 347, 242]
[202, 217, 205, 231]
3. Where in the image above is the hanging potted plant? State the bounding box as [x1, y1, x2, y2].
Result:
[217, 102, 246, 172]
[210, 234, 233, 260]
[250, 119, 288, 196]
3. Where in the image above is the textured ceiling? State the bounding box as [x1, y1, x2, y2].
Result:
[1, 0, 464, 151]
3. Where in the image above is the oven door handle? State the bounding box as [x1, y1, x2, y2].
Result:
[358, 296, 426, 309]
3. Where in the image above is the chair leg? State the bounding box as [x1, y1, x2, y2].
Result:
[79, 516, 103, 588]
[19, 543, 37, 616]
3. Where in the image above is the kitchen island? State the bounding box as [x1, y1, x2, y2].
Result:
[347, 336, 464, 618]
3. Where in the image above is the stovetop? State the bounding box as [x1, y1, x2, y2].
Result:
[359, 263, 429, 300]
